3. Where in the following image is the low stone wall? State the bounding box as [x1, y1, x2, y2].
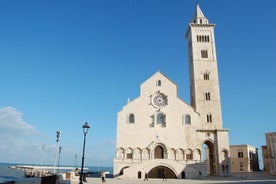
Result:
[7, 175, 57, 184]
[15, 177, 41, 184]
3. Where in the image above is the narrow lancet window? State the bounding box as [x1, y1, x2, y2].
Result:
[204, 73, 210, 80]
[128, 113, 135, 123]
[157, 80, 162, 86]
[207, 113, 212, 123]
[205, 92, 211, 101]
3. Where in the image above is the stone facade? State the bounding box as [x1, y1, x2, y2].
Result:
[262, 132, 276, 175]
[114, 5, 231, 179]
[230, 145, 259, 172]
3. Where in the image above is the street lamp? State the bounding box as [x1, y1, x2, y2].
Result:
[54, 130, 61, 174]
[79, 122, 90, 184]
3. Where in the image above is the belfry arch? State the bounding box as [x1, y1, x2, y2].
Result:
[204, 140, 217, 175]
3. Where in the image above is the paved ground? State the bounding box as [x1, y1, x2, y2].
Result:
[71, 172, 276, 184]
[72, 178, 276, 184]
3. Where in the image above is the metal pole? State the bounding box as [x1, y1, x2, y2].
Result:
[57, 146, 62, 173]
[79, 132, 87, 184]
[54, 130, 61, 174]
[75, 154, 77, 168]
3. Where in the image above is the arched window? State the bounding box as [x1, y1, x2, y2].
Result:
[193, 149, 201, 161]
[142, 149, 150, 159]
[185, 149, 193, 160]
[157, 113, 166, 124]
[126, 148, 133, 159]
[184, 115, 191, 125]
[156, 80, 162, 86]
[128, 113, 135, 123]
[207, 113, 212, 123]
[203, 72, 210, 80]
[116, 148, 124, 159]
[205, 92, 211, 101]
[133, 148, 141, 160]
[176, 149, 184, 160]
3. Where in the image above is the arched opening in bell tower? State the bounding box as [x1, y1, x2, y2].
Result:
[203, 140, 217, 176]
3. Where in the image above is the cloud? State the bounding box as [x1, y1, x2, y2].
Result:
[0, 107, 46, 163]
[0, 106, 39, 137]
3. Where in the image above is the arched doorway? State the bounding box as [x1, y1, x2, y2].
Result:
[138, 171, 142, 179]
[148, 166, 177, 179]
[154, 145, 164, 159]
[204, 140, 216, 175]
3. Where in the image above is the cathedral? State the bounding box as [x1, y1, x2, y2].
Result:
[113, 5, 231, 179]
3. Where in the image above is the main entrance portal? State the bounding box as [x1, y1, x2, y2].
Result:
[148, 166, 177, 179]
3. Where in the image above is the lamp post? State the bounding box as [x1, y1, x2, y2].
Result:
[79, 122, 90, 184]
[54, 130, 61, 174]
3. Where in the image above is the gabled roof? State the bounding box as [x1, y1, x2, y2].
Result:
[141, 70, 178, 87]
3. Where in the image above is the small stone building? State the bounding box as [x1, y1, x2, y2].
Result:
[114, 5, 231, 179]
[230, 145, 259, 172]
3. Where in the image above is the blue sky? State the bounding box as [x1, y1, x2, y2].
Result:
[0, 0, 275, 168]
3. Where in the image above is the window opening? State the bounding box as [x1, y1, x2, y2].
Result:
[204, 73, 210, 80]
[129, 114, 135, 123]
[154, 146, 164, 159]
[185, 115, 191, 124]
[238, 152, 244, 158]
[157, 80, 162, 86]
[127, 153, 133, 159]
[201, 50, 208, 58]
[186, 153, 193, 160]
[205, 92, 211, 101]
[240, 162, 244, 171]
[157, 113, 166, 124]
[207, 114, 212, 123]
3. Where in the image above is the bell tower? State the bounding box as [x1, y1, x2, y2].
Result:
[186, 5, 231, 176]
[186, 4, 222, 129]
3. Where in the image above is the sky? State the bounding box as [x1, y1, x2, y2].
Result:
[0, 0, 275, 168]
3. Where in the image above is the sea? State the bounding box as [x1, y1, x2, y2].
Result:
[0, 163, 113, 183]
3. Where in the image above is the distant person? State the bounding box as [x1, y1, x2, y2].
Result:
[74, 168, 79, 176]
[144, 172, 148, 181]
[101, 171, 106, 183]
[162, 171, 166, 181]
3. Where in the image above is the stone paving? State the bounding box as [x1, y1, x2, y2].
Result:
[71, 172, 276, 184]
[72, 178, 276, 184]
